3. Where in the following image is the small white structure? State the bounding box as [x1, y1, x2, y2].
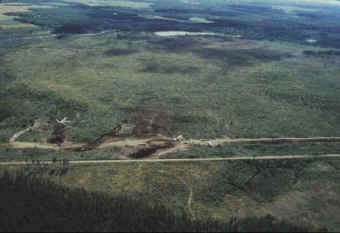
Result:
[56, 117, 71, 125]
[305, 38, 317, 44]
[208, 140, 213, 147]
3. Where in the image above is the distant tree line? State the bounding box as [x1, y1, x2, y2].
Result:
[303, 50, 340, 57]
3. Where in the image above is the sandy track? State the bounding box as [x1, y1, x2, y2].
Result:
[6, 125, 340, 161]
[8, 142, 85, 150]
[98, 138, 155, 149]
[1, 154, 340, 166]
[7, 137, 340, 151]
[187, 187, 195, 221]
[188, 137, 340, 146]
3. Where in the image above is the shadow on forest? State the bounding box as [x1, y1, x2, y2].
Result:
[149, 37, 209, 53]
[140, 61, 199, 74]
[193, 48, 292, 66]
[104, 48, 139, 56]
[0, 171, 326, 232]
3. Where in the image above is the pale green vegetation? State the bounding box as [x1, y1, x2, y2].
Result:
[0, 3, 53, 29]
[154, 31, 217, 36]
[62, 0, 152, 8]
[143, 16, 214, 24]
[271, 6, 319, 14]
[189, 17, 214, 23]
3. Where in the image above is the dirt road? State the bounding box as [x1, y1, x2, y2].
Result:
[5, 129, 340, 163]
[1, 154, 340, 166]
[7, 136, 340, 151]
[188, 137, 340, 146]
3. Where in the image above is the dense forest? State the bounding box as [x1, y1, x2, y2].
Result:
[0, 171, 324, 232]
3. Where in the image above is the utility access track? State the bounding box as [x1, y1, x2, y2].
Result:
[1, 154, 340, 166]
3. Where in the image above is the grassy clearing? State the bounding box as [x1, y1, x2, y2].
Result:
[0, 146, 121, 162]
[189, 17, 214, 23]
[154, 31, 217, 37]
[271, 6, 319, 14]
[165, 142, 340, 159]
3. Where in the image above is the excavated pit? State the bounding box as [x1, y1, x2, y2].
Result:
[118, 138, 176, 159]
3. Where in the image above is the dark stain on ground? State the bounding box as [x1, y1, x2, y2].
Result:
[149, 37, 208, 53]
[193, 48, 292, 66]
[104, 48, 139, 56]
[54, 23, 89, 34]
[121, 138, 175, 159]
[140, 61, 199, 74]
